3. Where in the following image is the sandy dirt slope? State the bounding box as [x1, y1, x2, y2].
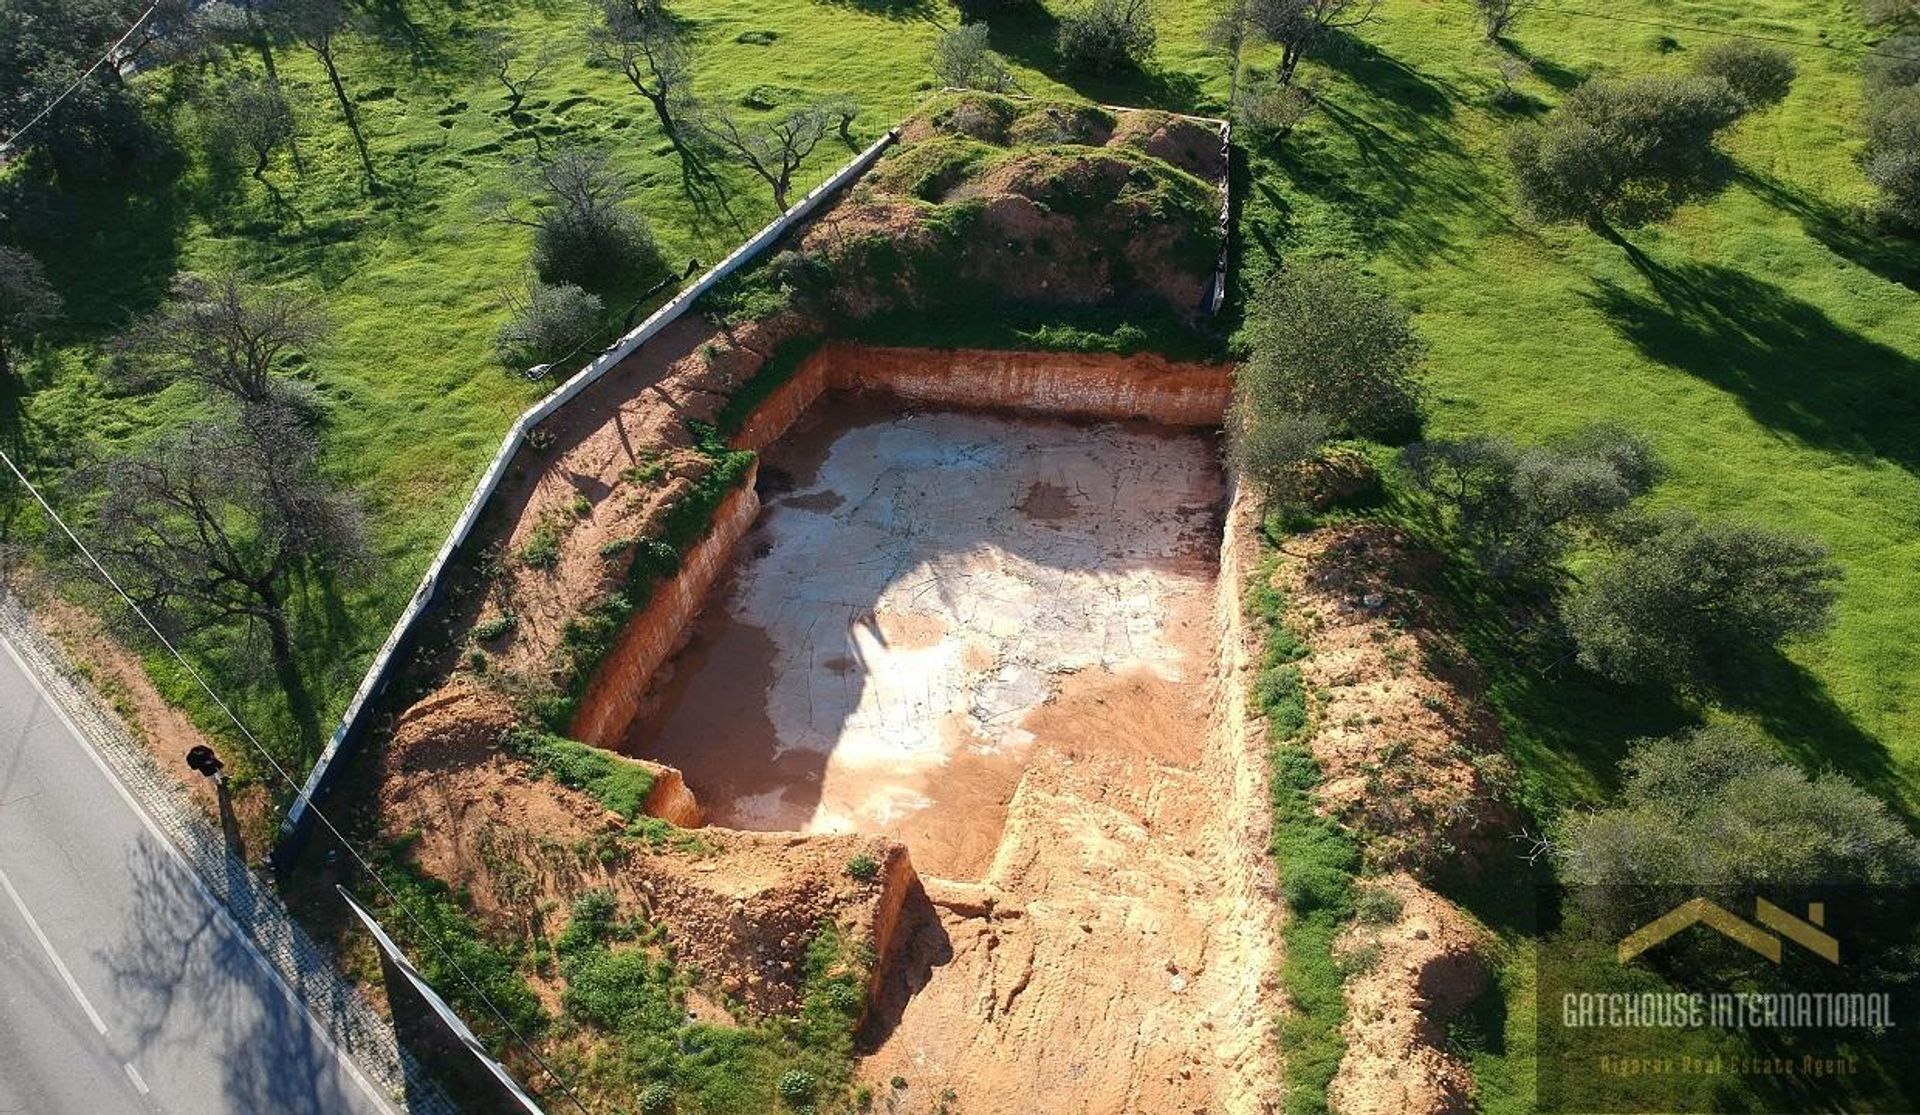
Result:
[856, 491, 1280, 1115]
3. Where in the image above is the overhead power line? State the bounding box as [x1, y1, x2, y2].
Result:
[0, 447, 590, 1115]
[0, 0, 164, 156]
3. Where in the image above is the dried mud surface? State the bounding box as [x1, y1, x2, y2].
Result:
[625, 402, 1226, 880]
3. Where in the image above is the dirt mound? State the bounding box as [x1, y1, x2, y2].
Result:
[1109, 110, 1226, 181]
[1279, 523, 1518, 877]
[376, 682, 912, 1016]
[797, 100, 1224, 321]
[1330, 873, 1490, 1115]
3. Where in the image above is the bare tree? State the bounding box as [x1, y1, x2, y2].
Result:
[700, 105, 832, 211]
[0, 247, 62, 383]
[1253, 0, 1380, 85]
[118, 273, 329, 404]
[476, 28, 552, 121]
[1473, 0, 1533, 43]
[278, 0, 377, 191]
[91, 402, 366, 747]
[590, 0, 701, 169]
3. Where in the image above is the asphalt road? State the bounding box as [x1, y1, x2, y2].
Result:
[0, 634, 394, 1115]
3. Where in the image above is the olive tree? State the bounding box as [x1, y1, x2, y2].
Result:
[591, 0, 701, 170]
[1508, 74, 1749, 225]
[1254, 0, 1379, 86]
[1692, 41, 1796, 110]
[0, 247, 62, 383]
[118, 272, 328, 405]
[1564, 512, 1841, 690]
[1558, 724, 1920, 937]
[1238, 258, 1425, 442]
[1473, 0, 1534, 43]
[1403, 424, 1659, 579]
[204, 71, 297, 180]
[1864, 38, 1920, 228]
[496, 280, 603, 369]
[1057, 0, 1158, 75]
[932, 23, 1014, 92]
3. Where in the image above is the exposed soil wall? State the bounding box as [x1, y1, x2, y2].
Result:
[566, 474, 763, 749]
[736, 342, 1230, 453]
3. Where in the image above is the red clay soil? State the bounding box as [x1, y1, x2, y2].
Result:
[479, 310, 822, 685]
[853, 490, 1281, 1115]
[1108, 110, 1227, 181]
[1330, 873, 1491, 1115]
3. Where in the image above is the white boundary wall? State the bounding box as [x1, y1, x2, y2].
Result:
[278, 130, 901, 854]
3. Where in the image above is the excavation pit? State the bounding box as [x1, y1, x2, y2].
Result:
[620, 396, 1226, 879]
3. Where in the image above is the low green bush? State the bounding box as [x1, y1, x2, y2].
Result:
[503, 728, 656, 819]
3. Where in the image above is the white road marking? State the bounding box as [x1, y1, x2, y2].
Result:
[0, 862, 108, 1036]
[0, 635, 401, 1115]
[123, 1062, 150, 1095]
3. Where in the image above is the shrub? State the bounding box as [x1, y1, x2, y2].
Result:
[1563, 512, 1841, 690]
[1057, 0, 1157, 75]
[523, 149, 667, 290]
[496, 280, 603, 369]
[639, 1081, 675, 1113]
[1237, 76, 1320, 141]
[931, 23, 1013, 92]
[1508, 74, 1749, 224]
[556, 888, 620, 954]
[1352, 885, 1404, 926]
[1239, 259, 1426, 443]
[473, 612, 518, 641]
[845, 853, 880, 882]
[1692, 41, 1796, 110]
[519, 522, 562, 569]
[777, 1069, 818, 1106]
[1865, 82, 1920, 227]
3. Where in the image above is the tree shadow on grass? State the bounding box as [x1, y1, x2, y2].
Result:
[1717, 648, 1912, 820]
[1268, 38, 1498, 268]
[1583, 256, 1920, 475]
[984, 4, 1207, 112]
[1508, 43, 1584, 93]
[1740, 167, 1920, 294]
[6, 165, 187, 341]
[809, 0, 943, 22]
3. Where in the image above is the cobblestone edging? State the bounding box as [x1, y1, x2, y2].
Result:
[0, 598, 460, 1115]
